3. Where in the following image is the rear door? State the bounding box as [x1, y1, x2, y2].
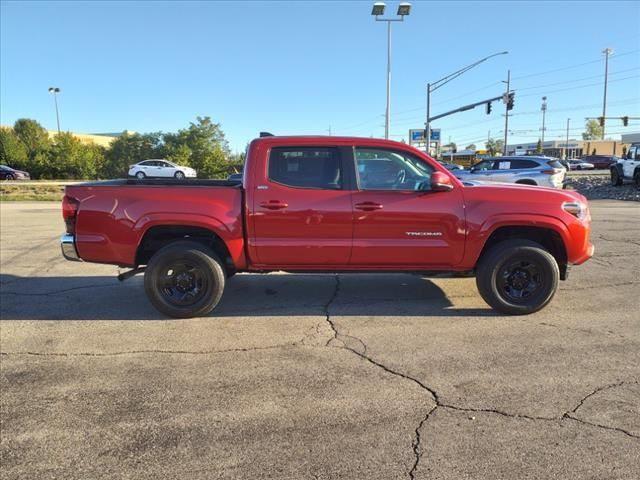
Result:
[349, 146, 466, 267]
[251, 146, 354, 266]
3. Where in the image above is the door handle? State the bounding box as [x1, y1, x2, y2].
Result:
[355, 202, 383, 211]
[259, 200, 289, 210]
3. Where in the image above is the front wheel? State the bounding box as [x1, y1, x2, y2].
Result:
[634, 170, 640, 190]
[144, 241, 226, 318]
[476, 239, 559, 315]
[135, 171, 146, 180]
[4, 174, 15, 181]
[611, 168, 622, 186]
[174, 171, 185, 180]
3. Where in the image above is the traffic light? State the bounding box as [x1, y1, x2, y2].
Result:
[622, 116, 629, 126]
[598, 116, 604, 127]
[486, 102, 492, 115]
[507, 92, 515, 111]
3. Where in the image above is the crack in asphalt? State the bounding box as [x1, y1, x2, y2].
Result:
[320, 275, 640, 478]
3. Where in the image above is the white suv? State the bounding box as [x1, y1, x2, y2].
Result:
[128, 159, 197, 179]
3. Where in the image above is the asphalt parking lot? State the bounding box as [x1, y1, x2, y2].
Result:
[1, 200, 639, 480]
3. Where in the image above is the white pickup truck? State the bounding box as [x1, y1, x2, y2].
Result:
[611, 142, 640, 189]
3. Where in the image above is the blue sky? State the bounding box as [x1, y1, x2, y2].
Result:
[1, 0, 639, 152]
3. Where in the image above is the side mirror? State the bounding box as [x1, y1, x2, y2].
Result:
[431, 171, 454, 192]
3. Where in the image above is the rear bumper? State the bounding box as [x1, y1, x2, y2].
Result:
[61, 234, 82, 261]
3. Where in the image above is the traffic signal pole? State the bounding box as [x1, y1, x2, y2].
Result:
[503, 70, 510, 155]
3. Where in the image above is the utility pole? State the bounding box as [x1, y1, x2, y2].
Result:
[565, 118, 570, 160]
[541, 96, 548, 145]
[503, 70, 510, 155]
[602, 47, 613, 140]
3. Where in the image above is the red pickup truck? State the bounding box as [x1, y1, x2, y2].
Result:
[61, 135, 594, 318]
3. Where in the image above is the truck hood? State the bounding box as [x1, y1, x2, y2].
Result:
[462, 180, 588, 206]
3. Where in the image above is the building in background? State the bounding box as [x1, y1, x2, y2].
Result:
[505, 139, 627, 159]
[45, 130, 133, 147]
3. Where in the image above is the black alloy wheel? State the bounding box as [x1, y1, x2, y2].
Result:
[144, 241, 226, 318]
[476, 239, 559, 315]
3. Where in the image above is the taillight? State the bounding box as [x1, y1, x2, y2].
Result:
[62, 195, 79, 234]
[541, 168, 562, 175]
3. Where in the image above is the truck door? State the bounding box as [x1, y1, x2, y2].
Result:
[349, 146, 466, 267]
[251, 146, 353, 266]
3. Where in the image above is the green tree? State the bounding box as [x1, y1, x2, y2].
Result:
[582, 119, 603, 140]
[13, 119, 50, 162]
[174, 117, 231, 178]
[45, 133, 105, 179]
[465, 144, 476, 151]
[0, 127, 29, 169]
[485, 138, 505, 156]
[536, 139, 543, 153]
[102, 131, 162, 178]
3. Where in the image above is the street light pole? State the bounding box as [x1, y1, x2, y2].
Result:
[48, 87, 61, 133]
[602, 47, 613, 140]
[372, 2, 412, 140]
[426, 50, 508, 156]
[541, 96, 548, 146]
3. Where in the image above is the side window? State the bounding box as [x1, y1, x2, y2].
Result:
[510, 159, 538, 169]
[473, 160, 496, 171]
[632, 147, 640, 161]
[355, 147, 433, 191]
[268, 147, 342, 189]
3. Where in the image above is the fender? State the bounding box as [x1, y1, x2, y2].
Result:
[134, 213, 246, 269]
[461, 213, 572, 268]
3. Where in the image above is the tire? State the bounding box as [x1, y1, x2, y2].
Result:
[144, 241, 226, 318]
[634, 169, 640, 190]
[476, 239, 559, 315]
[610, 168, 622, 186]
[174, 171, 185, 180]
[135, 171, 146, 180]
[4, 174, 15, 181]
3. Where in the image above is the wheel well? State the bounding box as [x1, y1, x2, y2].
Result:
[515, 179, 537, 185]
[479, 226, 568, 279]
[136, 225, 235, 274]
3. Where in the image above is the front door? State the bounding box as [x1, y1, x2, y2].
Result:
[350, 147, 466, 268]
[251, 146, 353, 267]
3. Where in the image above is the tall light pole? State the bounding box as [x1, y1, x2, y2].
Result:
[48, 87, 61, 134]
[565, 118, 570, 160]
[541, 96, 548, 146]
[602, 47, 613, 140]
[426, 51, 508, 155]
[372, 2, 412, 139]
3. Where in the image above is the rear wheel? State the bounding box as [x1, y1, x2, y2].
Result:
[634, 169, 640, 190]
[135, 171, 146, 180]
[476, 239, 559, 315]
[144, 241, 226, 318]
[610, 168, 622, 186]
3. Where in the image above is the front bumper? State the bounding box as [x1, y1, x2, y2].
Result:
[61, 234, 82, 261]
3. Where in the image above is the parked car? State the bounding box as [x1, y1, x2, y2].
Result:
[128, 159, 196, 179]
[566, 159, 595, 170]
[61, 135, 593, 318]
[0, 165, 30, 180]
[454, 156, 566, 188]
[610, 142, 640, 188]
[581, 155, 620, 169]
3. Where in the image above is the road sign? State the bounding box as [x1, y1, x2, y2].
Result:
[430, 129, 441, 141]
[409, 129, 425, 143]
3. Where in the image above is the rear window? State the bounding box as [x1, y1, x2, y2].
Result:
[547, 160, 564, 169]
[268, 147, 342, 189]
